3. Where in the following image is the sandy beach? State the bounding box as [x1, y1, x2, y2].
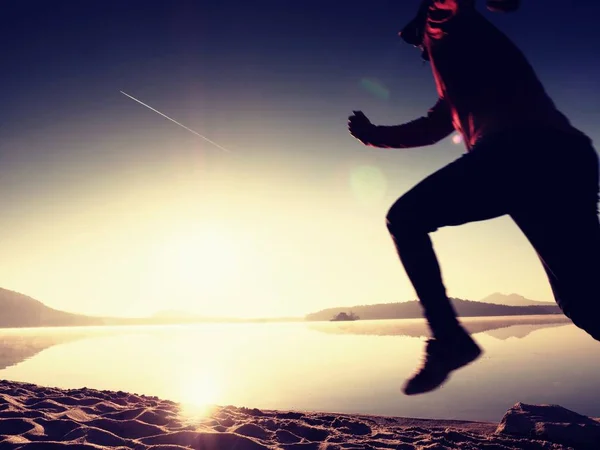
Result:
[1, 379, 598, 449]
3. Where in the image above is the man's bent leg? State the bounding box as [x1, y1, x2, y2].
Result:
[386, 151, 509, 339]
[385, 149, 512, 395]
[386, 219, 459, 338]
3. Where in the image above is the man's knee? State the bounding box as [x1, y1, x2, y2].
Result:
[386, 197, 437, 237]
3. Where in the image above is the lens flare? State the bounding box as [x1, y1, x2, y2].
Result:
[350, 165, 387, 206]
[360, 78, 390, 101]
[452, 134, 463, 145]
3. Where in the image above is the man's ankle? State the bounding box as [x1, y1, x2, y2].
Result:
[431, 323, 468, 341]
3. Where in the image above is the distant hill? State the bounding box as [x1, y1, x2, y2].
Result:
[150, 310, 303, 324]
[0, 288, 104, 328]
[480, 292, 555, 307]
[0, 288, 302, 329]
[305, 298, 561, 321]
[0, 286, 563, 329]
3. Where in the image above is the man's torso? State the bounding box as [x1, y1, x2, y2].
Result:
[423, 0, 588, 149]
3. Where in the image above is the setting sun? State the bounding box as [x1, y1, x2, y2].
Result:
[148, 226, 241, 302]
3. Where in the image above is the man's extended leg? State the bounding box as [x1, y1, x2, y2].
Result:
[511, 135, 600, 341]
[386, 147, 511, 394]
[517, 209, 600, 340]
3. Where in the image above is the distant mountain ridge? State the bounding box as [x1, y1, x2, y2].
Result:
[480, 292, 555, 307]
[305, 298, 561, 321]
[0, 288, 300, 328]
[0, 288, 103, 328]
[0, 287, 561, 329]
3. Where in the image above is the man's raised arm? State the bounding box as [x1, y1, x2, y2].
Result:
[348, 98, 455, 149]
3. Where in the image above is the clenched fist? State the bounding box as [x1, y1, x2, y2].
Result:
[348, 111, 377, 146]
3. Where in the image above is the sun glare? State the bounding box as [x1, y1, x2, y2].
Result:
[148, 226, 240, 304]
[177, 370, 222, 419]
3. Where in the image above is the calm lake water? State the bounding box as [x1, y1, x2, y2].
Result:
[0, 315, 598, 422]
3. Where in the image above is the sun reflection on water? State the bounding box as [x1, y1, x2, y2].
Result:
[1, 318, 598, 422]
[176, 369, 222, 420]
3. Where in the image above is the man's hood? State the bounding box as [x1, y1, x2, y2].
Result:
[398, 0, 431, 48]
[399, 0, 520, 50]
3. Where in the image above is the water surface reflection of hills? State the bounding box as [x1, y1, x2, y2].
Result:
[0, 326, 158, 371]
[308, 315, 571, 339]
[0, 316, 572, 373]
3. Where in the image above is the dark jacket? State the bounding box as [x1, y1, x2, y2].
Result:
[373, 0, 588, 151]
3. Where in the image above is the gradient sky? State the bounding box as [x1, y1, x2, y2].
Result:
[2, 1, 599, 318]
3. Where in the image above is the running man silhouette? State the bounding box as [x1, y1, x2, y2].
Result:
[348, 0, 600, 395]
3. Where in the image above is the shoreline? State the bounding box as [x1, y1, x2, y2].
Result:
[0, 313, 570, 332]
